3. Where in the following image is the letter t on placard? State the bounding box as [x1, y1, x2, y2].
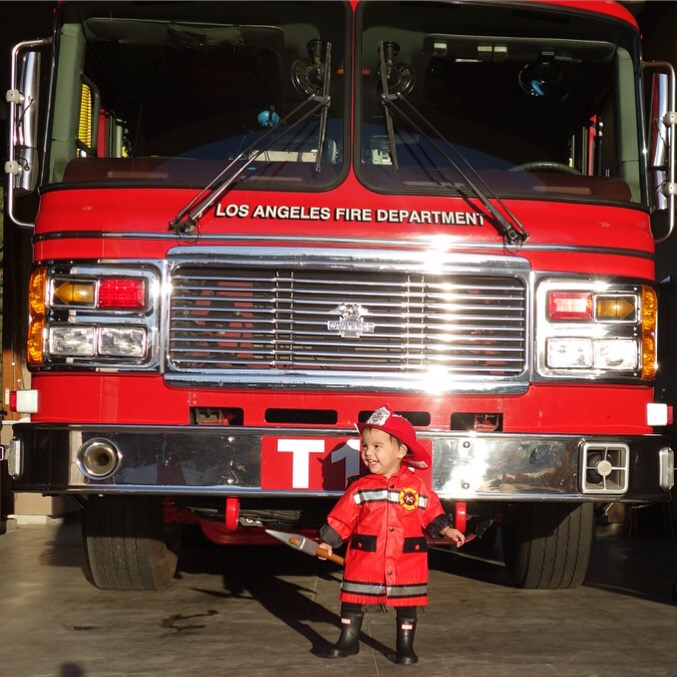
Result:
[332, 439, 362, 484]
[277, 439, 326, 488]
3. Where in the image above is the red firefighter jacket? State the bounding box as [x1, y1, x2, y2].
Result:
[320, 467, 450, 607]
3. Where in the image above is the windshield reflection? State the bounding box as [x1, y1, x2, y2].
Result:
[52, 1, 347, 191]
[357, 0, 643, 204]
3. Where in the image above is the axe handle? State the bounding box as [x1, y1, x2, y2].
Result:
[317, 546, 345, 566]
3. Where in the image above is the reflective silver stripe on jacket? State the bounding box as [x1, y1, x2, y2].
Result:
[341, 580, 428, 598]
[341, 580, 387, 596]
[386, 583, 428, 598]
[353, 488, 429, 509]
[354, 488, 389, 504]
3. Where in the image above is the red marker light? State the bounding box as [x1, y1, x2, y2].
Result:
[547, 291, 593, 321]
[98, 278, 146, 309]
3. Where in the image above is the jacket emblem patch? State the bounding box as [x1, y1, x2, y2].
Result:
[398, 488, 419, 510]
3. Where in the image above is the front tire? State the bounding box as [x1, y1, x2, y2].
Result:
[502, 502, 595, 589]
[82, 496, 179, 590]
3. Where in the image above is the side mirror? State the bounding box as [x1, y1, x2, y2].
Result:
[5, 38, 51, 228]
[645, 61, 676, 243]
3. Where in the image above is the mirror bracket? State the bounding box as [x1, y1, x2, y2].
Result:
[645, 60, 676, 244]
[5, 38, 51, 229]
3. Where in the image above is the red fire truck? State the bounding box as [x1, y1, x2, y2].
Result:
[3, 0, 676, 590]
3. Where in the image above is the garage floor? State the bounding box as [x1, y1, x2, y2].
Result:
[1, 513, 677, 677]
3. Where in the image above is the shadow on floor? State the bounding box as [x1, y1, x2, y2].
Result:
[181, 539, 394, 659]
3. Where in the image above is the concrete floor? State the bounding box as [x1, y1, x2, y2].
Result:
[2, 514, 677, 677]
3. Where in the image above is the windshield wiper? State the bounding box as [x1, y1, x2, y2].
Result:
[378, 41, 399, 171]
[169, 79, 332, 234]
[315, 41, 332, 173]
[379, 86, 529, 247]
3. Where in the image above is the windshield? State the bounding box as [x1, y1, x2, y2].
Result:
[357, 1, 644, 205]
[48, 1, 348, 191]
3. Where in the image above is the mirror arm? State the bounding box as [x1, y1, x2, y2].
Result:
[4, 38, 51, 229]
[646, 61, 676, 244]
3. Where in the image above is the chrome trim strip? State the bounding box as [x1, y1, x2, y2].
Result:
[166, 244, 531, 271]
[162, 373, 529, 394]
[11, 423, 672, 503]
[32, 231, 656, 262]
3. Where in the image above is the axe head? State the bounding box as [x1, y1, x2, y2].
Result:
[265, 529, 320, 557]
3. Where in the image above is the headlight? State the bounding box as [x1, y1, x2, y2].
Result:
[28, 263, 160, 370]
[546, 338, 592, 369]
[49, 325, 96, 356]
[545, 338, 639, 371]
[537, 280, 655, 381]
[593, 339, 638, 370]
[99, 327, 146, 357]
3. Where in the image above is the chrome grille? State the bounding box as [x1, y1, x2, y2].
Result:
[168, 264, 527, 381]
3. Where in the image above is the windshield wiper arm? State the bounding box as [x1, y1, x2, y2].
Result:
[378, 41, 399, 171]
[380, 90, 529, 247]
[315, 41, 332, 173]
[169, 92, 330, 234]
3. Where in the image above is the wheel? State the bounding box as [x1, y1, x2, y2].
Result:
[502, 502, 595, 589]
[82, 496, 179, 590]
[510, 161, 580, 175]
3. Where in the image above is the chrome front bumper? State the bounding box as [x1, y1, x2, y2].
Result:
[8, 423, 674, 502]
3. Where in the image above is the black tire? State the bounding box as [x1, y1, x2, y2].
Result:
[502, 502, 595, 589]
[82, 496, 179, 590]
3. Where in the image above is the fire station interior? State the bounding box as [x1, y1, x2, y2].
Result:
[1, 1, 677, 537]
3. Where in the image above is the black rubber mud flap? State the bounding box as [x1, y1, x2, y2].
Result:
[82, 496, 179, 590]
[502, 502, 595, 589]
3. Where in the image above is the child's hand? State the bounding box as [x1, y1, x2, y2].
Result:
[442, 527, 466, 547]
[317, 542, 333, 560]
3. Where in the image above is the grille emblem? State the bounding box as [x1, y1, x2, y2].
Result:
[327, 303, 375, 338]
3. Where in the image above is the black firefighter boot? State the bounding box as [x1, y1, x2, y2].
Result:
[395, 617, 419, 665]
[326, 612, 364, 658]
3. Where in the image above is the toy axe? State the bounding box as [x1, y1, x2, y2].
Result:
[266, 529, 345, 566]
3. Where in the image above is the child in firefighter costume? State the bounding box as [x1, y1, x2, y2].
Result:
[319, 405, 466, 665]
